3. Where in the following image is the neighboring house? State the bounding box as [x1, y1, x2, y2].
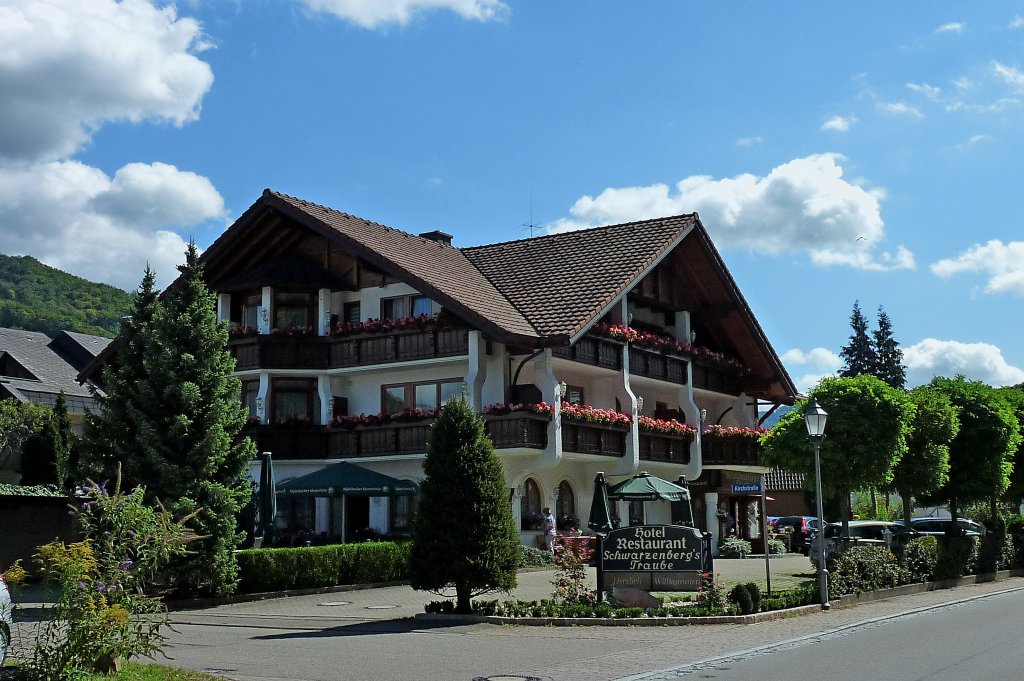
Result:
[0, 327, 111, 482]
[83, 189, 798, 550]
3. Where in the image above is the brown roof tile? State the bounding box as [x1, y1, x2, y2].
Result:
[463, 216, 695, 339]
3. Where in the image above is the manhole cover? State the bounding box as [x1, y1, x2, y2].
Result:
[364, 605, 398, 609]
[317, 601, 352, 607]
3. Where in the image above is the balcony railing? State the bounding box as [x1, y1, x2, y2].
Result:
[692, 362, 743, 394]
[561, 422, 628, 457]
[229, 328, 469, 371]
[638, 432, 692, 464]
[552, 333, 689, 385]
[484, 413, 550, 449]
[701, 437, 762, 467]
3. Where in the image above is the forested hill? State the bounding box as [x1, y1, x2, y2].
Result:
[0, 253, 132, 338]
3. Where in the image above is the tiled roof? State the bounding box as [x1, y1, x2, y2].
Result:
[0, 327, 96, 410]
[265, 191, 540, 342]
[463, 216, 696, 338]
[765, 469, 806, 492]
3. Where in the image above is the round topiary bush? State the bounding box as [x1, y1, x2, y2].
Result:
[720, 537, 752, 559]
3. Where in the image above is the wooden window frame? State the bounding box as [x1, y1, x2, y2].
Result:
[520, 479, 542, 531]
[380, 377, 463, 414]
[380, 294, 434, 320]
[273, 289, 316, 330]
[270, 377, 317, 423]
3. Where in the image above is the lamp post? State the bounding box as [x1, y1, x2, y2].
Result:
[805, 398, 830, 610]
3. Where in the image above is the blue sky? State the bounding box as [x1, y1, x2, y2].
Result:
[3, 1, 1024, 392]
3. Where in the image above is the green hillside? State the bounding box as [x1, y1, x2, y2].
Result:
[0, 253, 132, 338]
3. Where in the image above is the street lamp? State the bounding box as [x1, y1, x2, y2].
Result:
[805, 398, 830, 610]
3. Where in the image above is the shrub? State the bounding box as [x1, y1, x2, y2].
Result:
[695, 572, 727, 614]
[977, 521, 1014, 573]
[767, 538, 787, 555]
[828, 546, 906, 597]
[551, 542, 596, 605]
[719, 538, 752, 559]
[519, 546, 555, 568]
[728, 583, 753, 614]
[934, 535, 979, 580]
[761, 583, 818, 611]
[235, 542, 412, 593]
[900, 536, 938, 583]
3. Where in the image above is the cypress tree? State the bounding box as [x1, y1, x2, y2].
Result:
[839, 301, 877, 379]
[873, 306, 906, 389]
[410, 398, 521, 613]
[52, 392, 74, 491]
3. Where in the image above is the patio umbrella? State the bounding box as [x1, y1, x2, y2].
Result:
[587, 472, 613, 535]
[607, 471, 689, 502]
[258, 451, 277, 547]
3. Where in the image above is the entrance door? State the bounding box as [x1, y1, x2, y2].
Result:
[346, 496, 370, 541]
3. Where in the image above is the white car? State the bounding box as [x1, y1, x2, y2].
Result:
[809, 520, 900, 567]
[0, 573, 11, 664]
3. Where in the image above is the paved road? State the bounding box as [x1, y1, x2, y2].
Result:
[153, 566, 1024, 681]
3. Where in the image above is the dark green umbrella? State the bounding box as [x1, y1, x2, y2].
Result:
[587, 472, 613, 535]
[607, 471, 690, 502]
[258, 451, 277, 546]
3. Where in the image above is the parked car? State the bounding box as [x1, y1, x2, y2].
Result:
[893, 517, 985, 537]
[0, 572, 11, 664]
[809, 520, 900, 567]
[770, 515, 818, 555]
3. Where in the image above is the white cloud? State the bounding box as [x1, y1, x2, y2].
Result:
[906, 82, 941, 100]
[931, 240, 1024, 296]
[1010, 15, 1024, 29]
[935, 22, 964, 34]
[821, 115, 857, 132]
[547, 153, 914, 272]
[0, 160, 224, 290]
[904, 339, 1024, 387]
[993, 61, 1024, 92]
[299, 0, 509, 29]
[953, 76, 973, 90]
[781, 347, 842, 394]
[735, 136, 762, 147]
[953, 134, 992, 149]
[0, 0, 214, 163]
[877, 102, 925, 119]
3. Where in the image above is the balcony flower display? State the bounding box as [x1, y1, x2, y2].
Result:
[229, 325, 259, 338]
[244, 414, 261, 427]
[701, 424, 769, 439]
[481, 402, 554, 417]
[560, 402, 632, 427]
[637, 415, 697, 438]
[275, 414, 311, 427]
[330, 313, 439, 337]
[328, 407, 439, 429]
[270, 325, 316, 336]
[590, 322, 746, 374]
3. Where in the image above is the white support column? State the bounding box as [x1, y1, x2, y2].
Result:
[704, 491, 720, 557]
[314, 498, 330, 535]
[318, 288, 332, 336]
[256, 372, 270, 424]
[732, 392, 756, 427]
[534, 349, 562, 470]
[216, 293, 231, 325]
[258, 287, 272, 334]
[465, 331, 486, 411]
[616, 297, 639, 475]
[317, 375, 333, 425]
[672, 310, 692, 347]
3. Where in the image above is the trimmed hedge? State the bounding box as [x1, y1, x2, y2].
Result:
[901, 536, 938, 584]
[934, 535, 979, 580]
[828, 546, 906, 598]
[236, 541, 411, 593]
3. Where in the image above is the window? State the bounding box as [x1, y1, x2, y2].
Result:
[274, 291, 314, 330]
[390, 486, 418, 533]
[272, 378, 317, 423]
[280, 496, 314, 534]
[565, 384, 585, 405]
[380, 378, 463, 414]
[628, 500, 645, 526]
[230, 289, 262, 329]
[381, 294, 433, 320]
[343, 301, 361, 324]
[240, 380, 259, 418]
[556, 480, 576, 530]
[520, 479, 542, 530]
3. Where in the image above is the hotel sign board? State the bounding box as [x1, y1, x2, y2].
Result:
[601, 525, 706, 592]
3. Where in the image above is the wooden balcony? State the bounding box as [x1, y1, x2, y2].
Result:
[561, 421, 627, 457]
[638, 432, 692, 465]
[692, 361, 743, 394]
[701, 437, 762, 467]
[246, 425, 328, 460]
[229, 327, 469, 372]
[552, 333, 688, 385]
[483, 413, 550, 449]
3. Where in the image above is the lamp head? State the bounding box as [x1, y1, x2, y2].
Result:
[804, 399, 828, 439]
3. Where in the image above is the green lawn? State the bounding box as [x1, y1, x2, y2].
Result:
[1, 663, 224, 681]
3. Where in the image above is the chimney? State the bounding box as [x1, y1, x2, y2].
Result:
[418, 230, 453, 246]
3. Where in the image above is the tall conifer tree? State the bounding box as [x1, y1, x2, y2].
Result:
[839, 301, 877, 378]
[873, 306, 906, 389]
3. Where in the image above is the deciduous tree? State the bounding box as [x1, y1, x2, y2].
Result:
[891, 386, 957, 527]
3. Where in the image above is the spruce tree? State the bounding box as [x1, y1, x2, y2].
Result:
[410, 398, 521, 613]
[839, 301, 877, 379]
[80, 266, 160, 484]
[873, 306, 906, 389]
[52, 392, 74, 491]
[142, 242, 255, 595]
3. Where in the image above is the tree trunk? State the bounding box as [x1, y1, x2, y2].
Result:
[840, 489, 852, 537]
[455, 581, 472, 614]
[870, 488, 878, 518]
[899, 486, 913, 528]
[948, 498, 959, 536]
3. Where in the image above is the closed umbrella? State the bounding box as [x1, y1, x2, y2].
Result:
[588, 472, 613, 535]
[258, 451, 277, 547]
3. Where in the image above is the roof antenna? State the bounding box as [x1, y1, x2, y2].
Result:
[519, 189, 537, 238]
